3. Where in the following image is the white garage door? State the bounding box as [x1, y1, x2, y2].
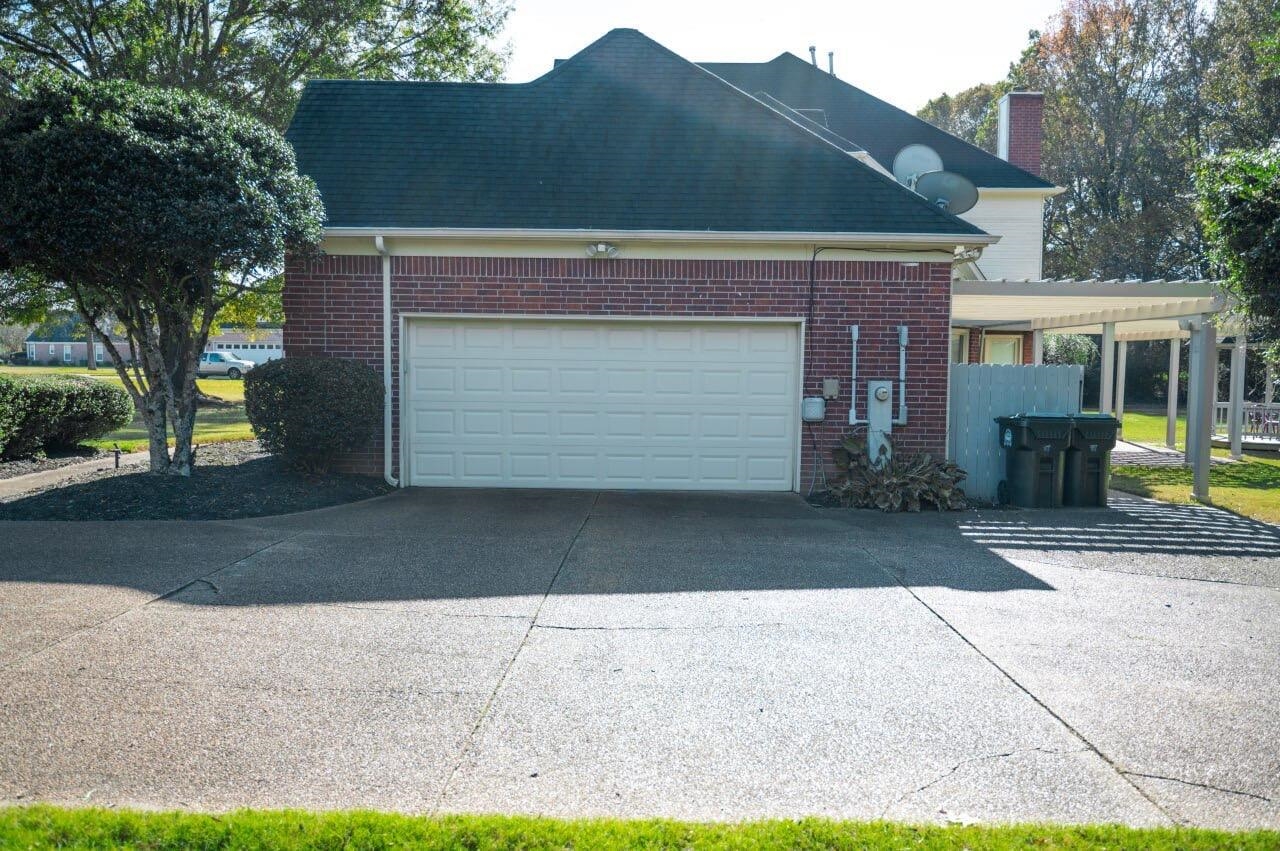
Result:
[404, 318, 800, 491]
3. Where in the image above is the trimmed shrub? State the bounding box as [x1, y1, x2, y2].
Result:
[0, 376, 134, 460]
[46, 377, 135, 449]
[828, 434, 968, 512]
[244, 357, 382, 472]
[0, 376, 22, 457]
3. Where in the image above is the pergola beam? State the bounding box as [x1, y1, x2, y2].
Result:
[1027, 298, 1220, 331]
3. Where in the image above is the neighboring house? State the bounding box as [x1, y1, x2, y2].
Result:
[281, 29, 1021, 492]
[24, 328, 130, 366]
[204, 328, 284, 365]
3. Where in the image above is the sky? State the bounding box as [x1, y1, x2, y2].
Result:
[501, 0, 1063, 113]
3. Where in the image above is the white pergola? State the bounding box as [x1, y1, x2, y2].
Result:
[952, 278, 1236, 501]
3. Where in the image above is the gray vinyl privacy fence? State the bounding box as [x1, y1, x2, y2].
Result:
[948, 364, 1085, 503]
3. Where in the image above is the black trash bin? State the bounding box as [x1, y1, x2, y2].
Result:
[1064, 414, 1120, 507]
[995, 414, 1075, 508]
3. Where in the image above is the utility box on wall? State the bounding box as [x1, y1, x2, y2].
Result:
[867, 380, 894, 461]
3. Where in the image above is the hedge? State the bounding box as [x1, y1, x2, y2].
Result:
[0, 375, 134, 460]
[244, 357, 382, 472]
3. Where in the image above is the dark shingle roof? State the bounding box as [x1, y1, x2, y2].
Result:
[285, 29, 986, 237]
[700, 54, 1055, 190]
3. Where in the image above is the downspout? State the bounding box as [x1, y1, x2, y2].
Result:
[375, 235, 399, 487]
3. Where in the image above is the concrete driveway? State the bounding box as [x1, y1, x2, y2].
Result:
[1, 489, 1277, 828]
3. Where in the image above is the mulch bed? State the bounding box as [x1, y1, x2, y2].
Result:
[0, 440, 393, 521]
[0, 447, 105, 481]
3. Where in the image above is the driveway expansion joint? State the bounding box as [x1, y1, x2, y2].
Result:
[432, 490, 601, 813]
[855, 540, 1179, 825]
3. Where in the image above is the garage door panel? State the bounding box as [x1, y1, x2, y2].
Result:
[406, 319, 798, 491]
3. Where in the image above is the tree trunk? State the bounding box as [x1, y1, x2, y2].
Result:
[85, 324, 97, 371]
[144, 392, 171, 472]
[169, 380, 198, 476]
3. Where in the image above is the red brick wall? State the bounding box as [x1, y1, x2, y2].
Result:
[283, 255, 954, 487]
[1001, 92, 1044, 177]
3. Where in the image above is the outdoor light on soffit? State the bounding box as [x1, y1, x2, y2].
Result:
[586, 242, 619, 259]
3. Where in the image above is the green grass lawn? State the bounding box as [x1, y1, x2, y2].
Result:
[2, 806, 1275, 851]
[1113, 410, 1280, 525]
[0, 364, 252, 450]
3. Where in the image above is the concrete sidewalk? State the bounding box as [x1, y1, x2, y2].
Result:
[0, 451, 150, 499]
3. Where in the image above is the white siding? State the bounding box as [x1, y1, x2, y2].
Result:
[959, 191, 1046, 281]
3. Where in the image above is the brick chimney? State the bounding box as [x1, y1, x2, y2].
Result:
[997, 91, 1044, 176]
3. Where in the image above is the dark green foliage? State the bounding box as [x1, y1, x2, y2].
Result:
[245, 358, 382, 472]
[1199, 144, 1280, 337]
[0, 375, 133, 460]
[0, 75, 325, 475]
[828, 435, 968, 512]
[0, 1, 510, 130]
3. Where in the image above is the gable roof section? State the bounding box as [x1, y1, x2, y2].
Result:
[286, 29, 986, 238]
[700, 54, 1055, 190]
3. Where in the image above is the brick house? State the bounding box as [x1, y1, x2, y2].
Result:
[283, 29, 1018, 491]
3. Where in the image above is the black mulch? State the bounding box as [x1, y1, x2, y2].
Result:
[0, 447, 104, 481]
[0, 441, 393, 521]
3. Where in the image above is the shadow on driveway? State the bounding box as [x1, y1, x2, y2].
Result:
[957, 494, 1280, 559]
[1, 488, 1057, 606]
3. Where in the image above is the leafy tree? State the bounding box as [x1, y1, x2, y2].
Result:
[0, 75, 324, 474]
[0, 322, 27, 353]
[0, 0, 510, 129]
[1202, 0, 1280, 149]
[1042, 333, 1100, 366]
[917, 82, 1006, 153]
[1020, 0, 1213, 280]
[1198, 143, 1280, 337]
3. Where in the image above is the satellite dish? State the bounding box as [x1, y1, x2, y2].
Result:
[914, 170, 979, 215]
[892, 144, 943, 188]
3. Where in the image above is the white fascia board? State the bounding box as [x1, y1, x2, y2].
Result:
[323, 226, 1000, 248]
[953, 280, 1221, 299]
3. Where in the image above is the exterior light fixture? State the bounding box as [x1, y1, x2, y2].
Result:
[586, 242, 619, 259]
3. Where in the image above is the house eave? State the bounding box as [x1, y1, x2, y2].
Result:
[322, 227, 1000, 249]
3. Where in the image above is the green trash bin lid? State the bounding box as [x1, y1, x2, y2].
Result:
[1072, 413, 1120, 441]
[1015, 413, 1075, 442]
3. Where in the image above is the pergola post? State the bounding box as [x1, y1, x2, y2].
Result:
[1185, 326, 1201, 468]
[1100, 322, 1116, 415]
[1267, 362, 1275, 406]
[1114, 341, 1128, 432]
[1166, 338, 1180, 449]
[1032, 330, 1044, 365]
[1187, 318, 1215, 502]
[1229, 336, 1247, 459]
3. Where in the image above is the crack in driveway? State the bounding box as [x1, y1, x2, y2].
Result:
[533, 622, 786, 632]
[1122, 771, 1273, 803]
[882, 745, 1087, 816]
[0, 533, 300, 672]
[856, 541, 1179, 825]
